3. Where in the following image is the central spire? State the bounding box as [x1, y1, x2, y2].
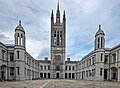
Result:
[57, 0, 59, 11]
[56, 0, 60, 23]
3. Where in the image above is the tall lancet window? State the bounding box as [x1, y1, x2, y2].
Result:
[17, 33, 20, 45]
[21, 34, 23, 46]
[60, 31, 62, 45]
[101, 37, 103, 48]
[54, 31, 57, 45]
[98, 37, 100, 48]
[57, 31, 59, 45]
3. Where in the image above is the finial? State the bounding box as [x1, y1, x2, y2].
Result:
[52, 9, 53, 14]
[19, 20, 21, 25]
[64, 10, 65, 15]
[99, 24, 101, 29]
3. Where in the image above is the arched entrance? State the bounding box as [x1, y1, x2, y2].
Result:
[65, 73, 67, 79]
[1, 65, 7, 80]
[111, 67, 118, 80]
[40, 73, 43, 78]
[56, 73, 59, 78]
[48, 73, 50, 78]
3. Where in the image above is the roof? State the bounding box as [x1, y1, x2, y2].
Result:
[105, 48, 111, 51]
[105, 44, 120, 51]
[37, 60, 51, 63]
[15, 20, 25, 33]
[81, 51, 94, 61]
[65, 61, 78, 64]
[5, 44, 14, 48]
[95, 25, 104, 36]
[111, 44, 120, 50]
[0, 42, 6, 47]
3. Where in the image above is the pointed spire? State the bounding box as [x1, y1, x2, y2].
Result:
[51, 9, 54, 17]
[56, 0, 60, 23]
[63, 10, 66, 17]
[57, 0, 59, 11]
[19, 20, 21, 25]
[99, 24, 101, 30]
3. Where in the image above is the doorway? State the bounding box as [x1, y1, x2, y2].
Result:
[1, 65, 6, 80]
[104, 69, 107, 80]
[56, 73, 59, 78]
[48, 73, 50, 78]
[40, 73, 43, 78]
[65, 73, 67, 79]
[111, 67, 118, 80]
[1, 71, 4, 79]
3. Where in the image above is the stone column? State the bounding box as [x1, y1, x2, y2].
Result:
[46, 73, 48, 79]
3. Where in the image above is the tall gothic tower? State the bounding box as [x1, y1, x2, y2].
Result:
[50, 1, 66, 79]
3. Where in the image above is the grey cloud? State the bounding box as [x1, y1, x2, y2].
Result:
[0, 34, 10, 39]
[36, 47, 49, 60]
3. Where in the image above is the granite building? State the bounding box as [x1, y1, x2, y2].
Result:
[0, 1, 120, 81]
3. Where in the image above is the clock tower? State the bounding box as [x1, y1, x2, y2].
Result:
[50, 1, 66, 79]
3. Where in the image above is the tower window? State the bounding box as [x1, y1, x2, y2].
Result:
[10, 52, 14, 61]
[57, 31, 59, 45]
[89, 59, 91, 66]
[17, 67, 20, 75]
[105, 55, 108, 63]
[17, 51, 20, 59]
[21, 34, 23, 46]
[54, 31, 56, 37]
[112, 53, 116, 64]
[98, 37, 100, 48]
[60, 31, 62, 45]
[100, 68, 102, 76]
[56, 65, 60, 71]
[101, 37, 103, 48]
[54, 31, 56, 45]
[92, 57, 94, 65]
[17, 33, 20, 45]
[18, 33, 19, 37]
[101, 53, 103, 61]
[2, 50, 5, 60]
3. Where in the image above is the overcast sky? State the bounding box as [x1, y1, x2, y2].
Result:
[0, 0, 120, 61]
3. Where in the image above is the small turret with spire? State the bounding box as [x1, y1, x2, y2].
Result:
[95, 24, 105, 50]
[51, 10, 54, 24]
[63, 10, 66, 23]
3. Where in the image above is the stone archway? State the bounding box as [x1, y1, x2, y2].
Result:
[1, 65, 7, 80]
[111, 67, 118, 80]
[56, 73, 59, 78]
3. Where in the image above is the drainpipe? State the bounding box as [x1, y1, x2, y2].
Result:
[7, 50, 9, 81]
[108, 53, 110, 81]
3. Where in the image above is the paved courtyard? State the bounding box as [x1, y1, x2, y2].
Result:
[0, 79, 120, 88]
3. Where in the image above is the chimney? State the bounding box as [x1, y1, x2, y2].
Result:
[67, 58, 70, 61]
[45, 57, 48, 61]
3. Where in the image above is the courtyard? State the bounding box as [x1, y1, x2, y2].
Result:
[0, 79, 120, 88]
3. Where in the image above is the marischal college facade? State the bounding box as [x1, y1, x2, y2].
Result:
[0, 1, 120, 81]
